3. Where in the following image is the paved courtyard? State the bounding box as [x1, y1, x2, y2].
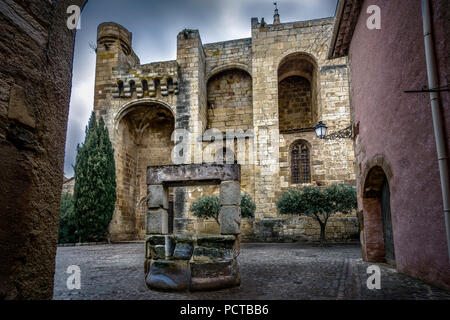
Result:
[53, 243, 450, 300]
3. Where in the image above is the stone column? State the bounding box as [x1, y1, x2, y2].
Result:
[147, 185, 169, 235]
[219, 181, 241, 235]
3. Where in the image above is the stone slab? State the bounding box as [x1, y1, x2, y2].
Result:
[147, 185, 168, 209]
[220, 181, 241, 205]
[219, 206, 241, 235]
[190, 260, 240, 291]
[147, 164, 241, 186]
[146, 209, 168, 235]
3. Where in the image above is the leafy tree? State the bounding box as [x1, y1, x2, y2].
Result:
[73, 112, 117, 242]
[58, 193, 78, 244]
[240, 192, 256, 219]
[190, 195, 221, 224]
[190, 193, 256, 224]
[276, 184, 357, 246]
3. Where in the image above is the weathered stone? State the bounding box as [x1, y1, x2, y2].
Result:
[190, 260, 240, 291]
[153, 245, 166, 260]
[146, 209, 168, 235]
[220, 181, 241, 205]
[219, 206, 241, 235]
[146, 260, 190, 291]
[147, 164, 241, 186]
[147, 185, 168, 209]
[196, 235, 237, 249]
[8, 84, 35, 128]
[193, 246, 233, 262]
[146, 235, 166, 245]
[165, 235, 176, 258]
[173, 242, 194, 260]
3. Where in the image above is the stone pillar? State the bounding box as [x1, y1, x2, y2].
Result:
[146, 185, 169, 235]
[219, 181, 241, 235]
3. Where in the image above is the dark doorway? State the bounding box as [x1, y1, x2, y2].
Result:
[381, 179, 395, 265]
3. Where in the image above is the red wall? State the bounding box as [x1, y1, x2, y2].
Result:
[349, 0, 450, 289]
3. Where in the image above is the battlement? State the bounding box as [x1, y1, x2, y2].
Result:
[111, 60, 179, 99]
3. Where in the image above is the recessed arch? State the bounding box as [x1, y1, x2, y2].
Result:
[207, 67, 253, 131]
[114, 98, 175, 131]
[207, 63, 251, 82]
[361, 159, 396, 265]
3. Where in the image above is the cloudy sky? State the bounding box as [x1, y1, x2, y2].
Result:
[65, 0, 338, 177]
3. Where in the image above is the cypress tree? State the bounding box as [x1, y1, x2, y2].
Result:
[73, 112, 117, 242]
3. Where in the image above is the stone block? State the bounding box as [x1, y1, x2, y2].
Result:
[219, 206, 241, 235]
[190, 260, 240, 291]
[220, 181, 241, 205]
[193, 246, 233, 263]
[146, 209, 168, 234]
[153, 245, 166, 260]
[147, 185, 168, 209]
[173, 242, 194, 260]
[146, 260, 190, 291]
[146, 235, 166, 245]
[196, 235, 237, 249]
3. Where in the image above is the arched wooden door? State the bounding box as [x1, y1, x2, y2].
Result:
[381, 179, 395, 264]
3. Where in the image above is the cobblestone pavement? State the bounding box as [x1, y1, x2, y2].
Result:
[53, 243, 450, 300]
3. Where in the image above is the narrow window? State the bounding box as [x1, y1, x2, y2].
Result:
[117, 80, 124, 97]
[291, 142, 311, 184]
[142, 80, 148, 93]
[129, 80, 136, 96]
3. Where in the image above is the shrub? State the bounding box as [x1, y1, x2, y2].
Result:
[58, 193, 78, 244]
[190, 193, 256, 224]
[240, 192, 256, 218]
[276, 184, 357, 245]
[190, 195, 221, 224]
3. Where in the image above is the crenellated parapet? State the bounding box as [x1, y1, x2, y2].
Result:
[111, 61, 179, 99]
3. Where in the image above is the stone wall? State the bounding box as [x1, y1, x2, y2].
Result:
[0, 0, 87, 299]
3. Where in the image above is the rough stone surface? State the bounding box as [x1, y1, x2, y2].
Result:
[172, 242, 194, 260]
[219, 206, 241, 235]
[146, 260, 190, 291]
[53, 243, 450, 299]
[147, 164, 241, 186]
[220, 181, 241, 205]
[0, 0, 87, 299]
[190, 260, 240, 291]
[146, 209, 168, 235]
[147, 185, 168, 209]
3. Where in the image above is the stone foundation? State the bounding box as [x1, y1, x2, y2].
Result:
[145, 234, 240, 291]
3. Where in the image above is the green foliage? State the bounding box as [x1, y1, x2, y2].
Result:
[58, 193, 78, 244]
[240, 192, 256, 219]
[190, 193, 256, 224]
[276, 184, 357, 244]
[73, 112, 117, 242]
[190, 195, 221, 224]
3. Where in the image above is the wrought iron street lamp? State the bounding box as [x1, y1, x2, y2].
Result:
[314, 121, 353, 140]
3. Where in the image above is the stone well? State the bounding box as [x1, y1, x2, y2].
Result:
[145, 164, 241, 291]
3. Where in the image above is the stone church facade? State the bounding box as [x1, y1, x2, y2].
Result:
[92, 12, 358, 242]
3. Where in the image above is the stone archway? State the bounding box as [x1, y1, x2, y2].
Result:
[111, 102, 175, 241]
[361, 158, 396, 264]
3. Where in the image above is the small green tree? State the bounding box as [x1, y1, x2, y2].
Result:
[58, 193, 78, 244]
[73, 112, 117, 242]
[190, 193, 256, 224]
[276, 184, 357, 246]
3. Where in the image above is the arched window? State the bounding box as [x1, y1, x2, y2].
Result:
[142, 80, 148, 93]
[117, 80, 124, 97]
[291, 142, 311, 184]
[129, 80, 136, 96]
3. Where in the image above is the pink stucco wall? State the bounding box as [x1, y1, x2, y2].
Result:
[349, 0, 450, 289]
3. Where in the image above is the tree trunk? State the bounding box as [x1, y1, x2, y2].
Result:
[319, 221, 327, 247]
